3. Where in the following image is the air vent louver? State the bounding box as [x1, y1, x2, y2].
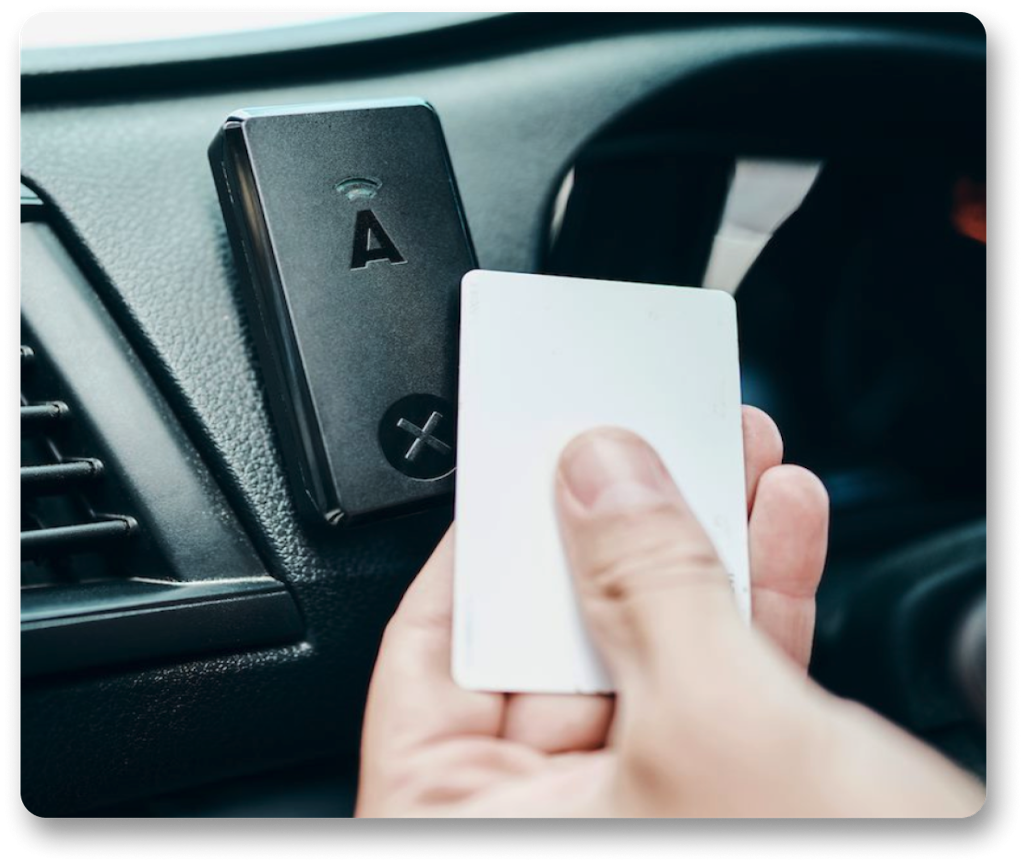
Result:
[20, 344, 137, 587]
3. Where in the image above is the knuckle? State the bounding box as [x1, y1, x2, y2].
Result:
[581, 508, 726, 604]
[378, 616, 411, 658]
[765, 464, 830, 518]
[744, 405, 784, 463]
[618, 712, 684, 793]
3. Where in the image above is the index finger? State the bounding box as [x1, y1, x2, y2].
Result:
[360, 528, 504, 766]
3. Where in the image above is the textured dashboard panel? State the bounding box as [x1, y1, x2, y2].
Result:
[20, 19, 983, 814]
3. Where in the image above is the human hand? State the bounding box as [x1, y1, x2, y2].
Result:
[356, 410, 983, 817]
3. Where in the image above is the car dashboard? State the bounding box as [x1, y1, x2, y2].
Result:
[20, 13, 985, 816]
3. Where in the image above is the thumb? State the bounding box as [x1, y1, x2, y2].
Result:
[555, 427, 747, 696]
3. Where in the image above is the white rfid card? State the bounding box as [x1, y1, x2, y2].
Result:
[453, 270, 750, 694]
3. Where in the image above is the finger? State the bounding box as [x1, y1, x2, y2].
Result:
[360, 528, 504, 768]
[749, 464, 829, 670]
[555, 427, 747, 697]
[504, 407, 780, 753]
[741, 405, 784, 511]
[502, 693, 614, 753]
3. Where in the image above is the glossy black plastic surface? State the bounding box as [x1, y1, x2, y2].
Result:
[209, 99, 475, 525]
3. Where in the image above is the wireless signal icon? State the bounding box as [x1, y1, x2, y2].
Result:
[335, 176, 382, 201]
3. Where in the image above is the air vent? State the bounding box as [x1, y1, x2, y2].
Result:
[20, 184, 302, 679]
[21, 343, 137, 588]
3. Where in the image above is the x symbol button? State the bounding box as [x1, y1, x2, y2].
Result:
[379, 394, 456, 480]
[397, 411, 452, 462]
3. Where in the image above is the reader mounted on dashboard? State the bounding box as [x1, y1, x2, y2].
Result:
[209, 98, 476, 526]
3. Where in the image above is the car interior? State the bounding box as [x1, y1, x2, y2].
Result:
[20, 12, 985, 816]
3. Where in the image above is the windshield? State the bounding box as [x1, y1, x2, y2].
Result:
[21, 11, 379, 49]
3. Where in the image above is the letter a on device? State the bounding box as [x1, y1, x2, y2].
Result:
[351, 209, 406, 269]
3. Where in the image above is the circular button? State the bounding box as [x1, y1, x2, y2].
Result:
[379, 394, 456, 480]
